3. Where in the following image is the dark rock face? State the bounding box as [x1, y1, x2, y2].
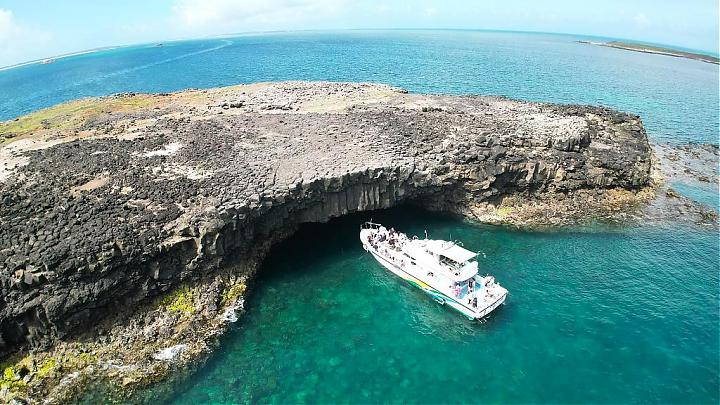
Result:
[0, 82, 652, 355]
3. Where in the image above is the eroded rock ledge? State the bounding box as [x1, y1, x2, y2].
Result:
[0, 81, 654, 401]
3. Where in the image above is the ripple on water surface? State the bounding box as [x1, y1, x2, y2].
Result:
[167, 207, 719, 404]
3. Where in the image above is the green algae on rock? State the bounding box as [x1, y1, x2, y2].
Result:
[0, 80, 690, 403]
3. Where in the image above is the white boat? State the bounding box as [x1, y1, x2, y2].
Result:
[360, 222, 508, 320]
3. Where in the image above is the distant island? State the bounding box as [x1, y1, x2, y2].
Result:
[0, 46, 120, 71]
[579, 40, 719, 65]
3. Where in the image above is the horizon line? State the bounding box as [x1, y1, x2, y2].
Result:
[2, 27, 718, 71]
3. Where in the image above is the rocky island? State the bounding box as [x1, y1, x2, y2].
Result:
[578, 40, 720, 64]
[0, 81, 713, 403]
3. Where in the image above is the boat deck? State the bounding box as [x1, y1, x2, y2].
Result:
[360, 223, 507, 319]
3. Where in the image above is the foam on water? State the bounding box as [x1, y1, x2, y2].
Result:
[221, 298, 244, 323]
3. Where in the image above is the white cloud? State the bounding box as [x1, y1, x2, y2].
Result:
[0, 9, 21, 43]
[170, 0, 348, 34]
[0, 8, 51, 66]
[423, 7, 438, 18]
[634, 13, 650, 27]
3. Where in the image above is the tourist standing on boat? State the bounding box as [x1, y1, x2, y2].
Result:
[360, 221, 508, 321]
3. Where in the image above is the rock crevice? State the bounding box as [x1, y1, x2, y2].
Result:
[0, 81, 652, 357]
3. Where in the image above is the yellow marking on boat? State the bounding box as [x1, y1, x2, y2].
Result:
[401, 274, 431, 289]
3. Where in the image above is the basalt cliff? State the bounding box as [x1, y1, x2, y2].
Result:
[0, 81, 657, 401]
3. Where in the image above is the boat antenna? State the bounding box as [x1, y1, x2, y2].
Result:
[424, 229, 428, 239]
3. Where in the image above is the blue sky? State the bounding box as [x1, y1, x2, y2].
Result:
[0, 0, 718, 66]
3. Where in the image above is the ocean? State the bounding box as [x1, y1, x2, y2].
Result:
[2, 30, 718, 145]
[2, 30, 717, 404]
[165, 209, 718, 404]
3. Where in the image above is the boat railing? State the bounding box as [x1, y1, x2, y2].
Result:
[361, 221, 382, 230]
[475, 292, 507, 318]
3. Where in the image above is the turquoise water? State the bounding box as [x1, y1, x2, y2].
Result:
[1, 30, 718, 403]
[1, 31, 718, 144]
[168, 208, 719, 404]
[671, 182, 720, 211]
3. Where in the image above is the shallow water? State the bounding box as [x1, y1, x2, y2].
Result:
[2, 30, 718, 403]
[671, 181, 720, 211]
[168, 207, 718, 404]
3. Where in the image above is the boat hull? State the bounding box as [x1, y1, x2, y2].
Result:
[363, 241, 506, 320]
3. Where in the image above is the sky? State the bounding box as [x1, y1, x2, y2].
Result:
[0, 0, 718, 67]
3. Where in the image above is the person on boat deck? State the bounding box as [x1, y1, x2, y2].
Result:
[484, 276, 494, 287]
[472, 297, 478, 308]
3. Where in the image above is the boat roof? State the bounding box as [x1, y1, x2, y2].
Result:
[424, 240, 477, 263]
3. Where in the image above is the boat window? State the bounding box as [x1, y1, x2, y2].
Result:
[439, 255, 461, 269]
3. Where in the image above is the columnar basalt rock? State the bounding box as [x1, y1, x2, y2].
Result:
[0, 82, 652, 360]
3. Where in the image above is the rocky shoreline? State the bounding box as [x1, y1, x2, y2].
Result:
[577, 40, 720, 65]
[0, 82, 715, 403]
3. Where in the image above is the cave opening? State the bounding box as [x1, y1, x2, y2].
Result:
[254, 203, 466, 286]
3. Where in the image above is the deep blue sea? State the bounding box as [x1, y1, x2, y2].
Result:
[1, 30, 717, 404]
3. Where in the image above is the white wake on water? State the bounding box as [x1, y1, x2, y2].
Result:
[222, 297, 245, 323]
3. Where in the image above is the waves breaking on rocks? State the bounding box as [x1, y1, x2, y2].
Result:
[222, 298, 244, 323]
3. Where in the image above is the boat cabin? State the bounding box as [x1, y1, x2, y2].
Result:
[411, 239, 479, 282]
[360, 221, 508, 320]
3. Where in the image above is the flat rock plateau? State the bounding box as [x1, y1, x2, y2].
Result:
[0, 81, 713, 403]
